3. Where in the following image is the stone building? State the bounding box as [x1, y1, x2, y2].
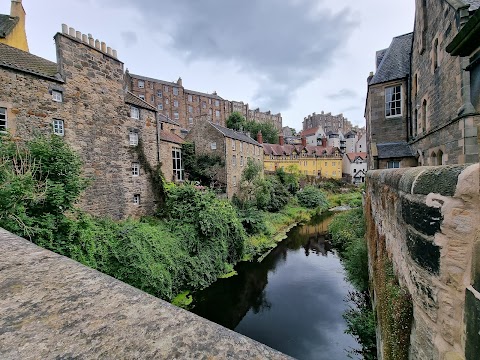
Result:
[158, 114, 185, 182]
[302, 111, 353, 133]
[0, 24, 185, 219]
[185, 121, 263, 199]
[262, 136, 342, 179]
[366, 1, 480, 169]
[0, 0, 28, 52]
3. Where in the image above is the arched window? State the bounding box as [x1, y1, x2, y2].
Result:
[414, 109, 418, 136]
[422, 99, 427, 132]
[433, 38, 439, 70]
[431, 151, 438, 166]
[438, 149, 444, 165]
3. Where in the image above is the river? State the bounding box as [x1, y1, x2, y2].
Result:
[190, 212, 360, 359]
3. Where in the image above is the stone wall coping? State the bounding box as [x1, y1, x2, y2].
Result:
[366, 164, 477, 197]
[0, 228, 291, 359]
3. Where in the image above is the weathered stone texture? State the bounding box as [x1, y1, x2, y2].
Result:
[0, 228, 290, 360]
[365, 163, 480, 359]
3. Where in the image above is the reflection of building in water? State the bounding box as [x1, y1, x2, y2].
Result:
[298, 214, 334, 237]
[303, 234, 332, 257]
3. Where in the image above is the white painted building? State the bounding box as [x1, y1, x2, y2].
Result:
[342, 152, 368, 184]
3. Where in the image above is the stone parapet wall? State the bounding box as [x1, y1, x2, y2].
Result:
[365, 164, 479, 359]
[0, 228, 290, 360]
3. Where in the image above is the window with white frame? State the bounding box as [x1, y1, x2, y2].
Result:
[202, 101, 206, 109]
[385, 85, 402, 117]
[211, 142, 217, 150]
[151, 95, 155, 103]
[188, 95, 192, 102]
[240, 156, 244, 167]
[132, 162, 140, 176]
[0, 107, 7, 132]
[165, 99, 169, 105]
[209, 108, 212, 115]
[174, 100, 179, 108]
[188, 105, 193, 113]
[158, 104, 163, 110]
[215, 100, 220, 106]
[52, 90, 63, 102]
[387, 161, 400, 169]
[52, 119, 64, 136]
[208, 98, 212, 105]
[164, 85, 169, 92]
[172, 147, 184, 181]
[131, 106, 140, 119]
[173, 87, 179, 96]
[215, 110, 220, 118]
[138, 80, 144, 88]
[232, 155, 237, 166]
[233, 176, 237, 187]
[174, 112, 179, 120]
[133, 194, 140, 205]
[189, 117, 193, 124]
[157, 90, 162, 97]
[129, 131, 138, 146]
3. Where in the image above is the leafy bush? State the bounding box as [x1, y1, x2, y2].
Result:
[296, 185, 328, 209]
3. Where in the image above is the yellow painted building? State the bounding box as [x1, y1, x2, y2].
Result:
[0, 0, 29, 52]
[262, 143, 342, 179]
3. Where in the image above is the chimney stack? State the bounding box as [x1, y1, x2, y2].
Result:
[177, 77, 183, 87]
[10, 0, 24, 19]
[279, 135, 284, 146]
[257, 131, 263, 144]
[367, 71, 374, 84]
[321, 137, 327, 148]
[301, 136, 307, 147]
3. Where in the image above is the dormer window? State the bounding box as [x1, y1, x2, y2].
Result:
[52, 90, 63, 102]
[131, 106, 140, 119]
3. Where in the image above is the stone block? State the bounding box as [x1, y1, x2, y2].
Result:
[406, 228, 440, 275]
[465, 288, 480, 360]
[413, 165, 468, 196]
[402, 197, 443, 236]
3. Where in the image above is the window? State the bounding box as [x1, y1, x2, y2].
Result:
[172, 147, 184, 181]
[133, 194, 140, 205]
[208, 99, 212, 105]
[209, 108, 213, 115]
[188, 95, 193, 102]
[215, 110, 220, 118]
[385, 85, 402, 117]
[215, 100, 220, 107]
[304, 161, 307, 166]
[165, 99, 169, 105]
[173, 87, 179, 96]
[211, 142, 217, 150]
[240, 142, 243, 152]
[233, 176, 237, 187]
[164, 85, 169, 92]
[433, 38, 439, 70]
[157, 90, 162, 97]
[139, 94, 145, 101]
[52, 90, 63, 102]
[150, 82, 154, 90]
[151, 95, 155, 103]
[53, 119, 64, 136]
[174, 112, 179, 120]
[188, 105, 193, 113]
[129, 131, 138, 146]
[232, 155, 236, 166]
[202, 101, 206, 109]
[138, 80, 144, 88]
[422, 99, 428, 131]
[325, 162, 327, 166]
[0, 107, 7, 132]
[240, 156, 244, 167]
[387, 161, 400, 169]
[174, 100, 178, 108]
[232, 140, 236, 150]
[131, 106, 139, 119]
[158, 104, 163, 110]
[188, 117, 193, 125]
[132, 162, 140, 176]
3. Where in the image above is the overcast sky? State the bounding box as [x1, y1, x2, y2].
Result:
[2, 0, 415, 130]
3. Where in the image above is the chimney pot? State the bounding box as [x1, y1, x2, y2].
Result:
[101, 42, 107, 53]
[82, 34, 88, 43]
[75, 31, 82, 40]
[69, 27, 75, 37]
[107, 47, 112, 55]
[112, 49, 118, 58]
[61, 24, 68, 34]
[301, 136, 307, 147]
[95, 39, 100, 49]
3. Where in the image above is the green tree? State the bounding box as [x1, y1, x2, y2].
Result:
[296, 185, 329, 209]
[182, 142, 224, 186]
[226, 112, 246, 131]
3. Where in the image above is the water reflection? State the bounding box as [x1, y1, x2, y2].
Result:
[191, 212, 359, 360]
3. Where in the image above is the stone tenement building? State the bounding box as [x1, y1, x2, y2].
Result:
[366, 0, 480, 169]
[126, 75, 283, 132]
[186, 121, 263, 199]
[302, 111, 354, 134]
[0, 0, 28, 52]
[0, 23, 184, 219]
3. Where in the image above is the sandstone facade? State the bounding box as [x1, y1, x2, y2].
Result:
[302, 111, 354, 134]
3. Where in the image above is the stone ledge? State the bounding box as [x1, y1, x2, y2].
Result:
[0, 228, 291, 360]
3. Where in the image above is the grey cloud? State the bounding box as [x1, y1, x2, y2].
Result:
[102, 0, 357, 111]
[120, 31, 138, 47]
[341, 105, 361, 113]
[327, 88, 357, 100]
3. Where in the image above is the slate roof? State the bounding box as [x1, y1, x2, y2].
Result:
[346, 152, 368, 162]
[369, 33, 413, 86]
[160, 130, 184, 145]
[376, 142, 415, 159]
[184, 89, 223, 100]
[209, 123, 261, 146]
[262, 143, 338, 157]
[0, 14, 18, 38]
[376, 49, 388, 68]
[125, 92, 157, 111]
[0, 42, 62, 81]
[129, 73, 179, 88]
[158, 113, 181, 126]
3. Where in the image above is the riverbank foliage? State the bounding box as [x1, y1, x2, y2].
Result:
[328, 208, 377, 359]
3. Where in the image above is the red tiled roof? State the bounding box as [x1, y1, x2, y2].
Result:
[346, 152, 367, 162]
[160, 130, 184, 144]
[262, 143, 339, 157]
[301, 127, 321, 137]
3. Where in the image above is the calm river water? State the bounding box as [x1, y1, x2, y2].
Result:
[191, 212, 360, 359]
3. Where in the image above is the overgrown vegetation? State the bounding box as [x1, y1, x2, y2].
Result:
[328, 209, 377, 359]
[296, 185, 329, 209]
[226, 111, 279, 144]
[182, 142, 225, 189]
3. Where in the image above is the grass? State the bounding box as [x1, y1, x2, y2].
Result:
[327, 190, 363, 208]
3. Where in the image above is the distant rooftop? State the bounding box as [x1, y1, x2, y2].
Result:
[209, 123, 261, 146]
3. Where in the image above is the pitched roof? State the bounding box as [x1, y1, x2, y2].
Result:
[209, 123, 261, 146]
[184, 88, 223, 100]
[376, 48, 388, 68]
[160, 130, 184, 145]
[377, 142, 415, 159]
[262, 143, 338, 157]
[125, 91, 157, 111]
[158, 113, 181, 126]
[346, 152, 367, 162]
[369, 33, 413, 85]
[129, 73, 180, 88]
[0, 14, 18, 38]
[0, 42, 62, 81]
[301, 127, 321, 137]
